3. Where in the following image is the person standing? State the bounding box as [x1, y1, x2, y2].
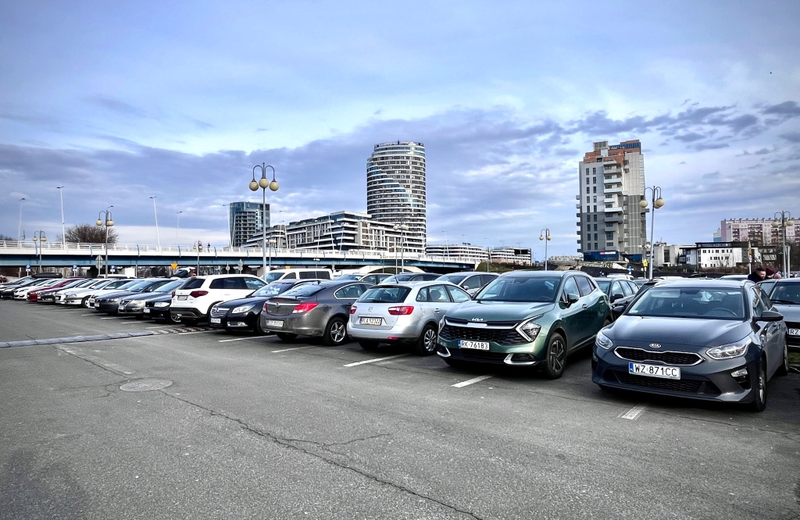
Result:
[747, 266, 767, 283]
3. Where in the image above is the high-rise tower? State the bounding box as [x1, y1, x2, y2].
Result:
[366, 141, 427, 252]
[229, 201, 270, 247]
[577, 140, 647, 261]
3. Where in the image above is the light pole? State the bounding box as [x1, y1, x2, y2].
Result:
[18, 197, 25, 241]
[249, 163, 279, 279]
[96, 207, 114, 276]
[268, 238, 276, 270]
[57, 186, 66, 249]
[150, 196, 161, 250]
[539, 228, 551, 271]
[639, 186, 665, 279]
[394, 224, 408, 272]
[32, 230, 47, 271]
[193, 240, 203, 274]
[773, 211, 794, 276]
[175, 210, 183, 246]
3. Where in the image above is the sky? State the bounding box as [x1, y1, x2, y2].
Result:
[1, 0, 799, 259]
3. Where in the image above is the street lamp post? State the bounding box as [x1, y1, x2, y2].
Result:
[175, 211, 183, 247]
[268, 239, 276, 270]
[394, 224, 408, 272]
[193, 240, 203, 274]
[32, 230, 47, 271]
[772, 211, 794, 276]
[57, 186, 66, 249]
[96, 207, 114, 276]
[150, 196, 161, 250]
[639, 186, 665, 279]
[18, 197, 26, 241]
[249, 163, 279, 279]
[539, 228, 551, 271]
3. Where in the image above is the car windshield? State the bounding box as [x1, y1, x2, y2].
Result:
[336, 274, 360, 281]
[596, 280, 611, 294]
[627, 287, 746, 319]
[437, 274, 469, 284]
[253, 281, 304, 297]
[264, 272, 289, 283]
[767, 283, 800, 304]
[477, 276, 561, 303]
[358, 286, 411, 304]
[156, 279, 185, 292]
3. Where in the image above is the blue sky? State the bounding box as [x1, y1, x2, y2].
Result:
[1, 0, 798, 258]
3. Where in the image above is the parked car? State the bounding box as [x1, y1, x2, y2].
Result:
[348, 280, 472, 355]
[93, 279, 171, 315]
[58, 278, 130, 306]
[260, 279, 374, 346]
[117, 279, 190, 319]
[263, 268, 333, 283]
[436, 271, 611, 378]
[12, 278, 63, 300]
[594, 277, 639, 319]
[86, 279, 139, 308]
[209, 279, 323, 334]
[337, 273, 393, 284]
[170, 275, 266, 323]
[46, 278, 98, 304]
[592, 279, 788, 411]
[31, 278, 88, 303]
[759, 277, 800, 350]
[144, 293, 180, 323]
[436, 271, 499, 297]
[379, 272, 440, 284]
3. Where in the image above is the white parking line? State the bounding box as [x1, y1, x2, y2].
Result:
[451, 375, 494, 388]
[344, 354, 409, 367]
[271, 346, 314, 353]
[618, 404, 647, 420]
[219, 336, 261, 343]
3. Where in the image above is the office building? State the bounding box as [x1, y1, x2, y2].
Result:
[229, 201, 270, 247]
[366, 141, 427, 252]
[577, 140, 647, 261]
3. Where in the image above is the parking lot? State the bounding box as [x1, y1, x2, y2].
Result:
[1, 300, 799, 519]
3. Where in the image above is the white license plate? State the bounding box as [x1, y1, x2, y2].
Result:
[264, 319, 283, 328]
[459, 340, 490, 350]
[359, 317, 382, 326]
[177, 295, 188, 301]
[118, 304, 124, 311]
[143, 308, 150, 314]
[210, 318, 221, 324]
[629, 362, 681, 380]
[789, 328, 799, 336]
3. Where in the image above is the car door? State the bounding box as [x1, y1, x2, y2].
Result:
[751, 285, 784, 377]
[575, 275, 607, 337]
[557, 276, 589, 348]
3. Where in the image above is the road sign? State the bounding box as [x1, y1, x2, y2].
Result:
[171, 262, 178, 270]
[26, 264, 30, 269]
[96, 255, 103, 269]
[73, 264, 78, 270]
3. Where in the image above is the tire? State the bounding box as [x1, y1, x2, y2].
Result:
[168, 312, 182, 324]
[323, 317, 348, 346]
[82, 297, 91, 308]
[542, 333, 567, 379]
[276, 332, 298, 342]
[254, 314, 267, 335]
[414, 323, 438, 356]
[750, 359, 767, 412]
[776, 341, 789, 377]
[359, 340, 380, 350]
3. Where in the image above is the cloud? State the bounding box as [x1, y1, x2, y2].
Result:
[674, 132, 705, 142]
[779, 131, 800, 143]
[85, 96, 149, 118]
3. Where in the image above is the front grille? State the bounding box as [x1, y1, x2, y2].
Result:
[210, 306, 229, 318]
[612, 371, 720, 395]
[614, 347, 703, 366]
[439, 324, 527, 345]
[444, 348, 509, 363]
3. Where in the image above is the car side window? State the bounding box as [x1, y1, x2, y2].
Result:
[750, 286, 768, 318]
[428, 285, 450, 302]
[575, 276, 594, 297]
[285, 272, 296, 279]
[445, 285, 471, 303]
[416, 287, 429, 302]
[461, 276, 483, 291]
[561, 277, 580, 301]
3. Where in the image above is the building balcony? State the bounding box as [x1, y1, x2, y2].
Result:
[604, 206, 623, 214]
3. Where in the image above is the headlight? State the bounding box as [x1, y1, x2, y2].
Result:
[706, 338, 749, 360]
[595, 330, 614, 350]
[154, 301, 169, 308]
[108, 298, 119, 303]
[231, 304, 254, 314]
[516, 316, 542, 342]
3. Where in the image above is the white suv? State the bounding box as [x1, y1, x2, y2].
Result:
[170, 275, 266, 323]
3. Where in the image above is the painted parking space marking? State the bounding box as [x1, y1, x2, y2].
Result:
[452, 375, 494, 388]
[619, 404, 647, 420]
[272, 346, 314, 353]
[218, 336, 262, 343]
[344, 354, 409, 367]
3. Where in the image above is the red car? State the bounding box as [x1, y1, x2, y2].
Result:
[27, 278, 84, 303]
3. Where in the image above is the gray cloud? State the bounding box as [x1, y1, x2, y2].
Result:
[85, 96, 149, 118]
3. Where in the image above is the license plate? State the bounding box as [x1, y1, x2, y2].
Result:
[629, 362, 681, 380]
[177, 295, 187, 301]
[789, 328, 799, 336]
[459, 340, 490, 350]
[143, 308, 150, 314]
[118, 304, 124, 311]
[264, 319, 283, 328]
[359, 317, 382, 326]
[210, 318, 221, 324]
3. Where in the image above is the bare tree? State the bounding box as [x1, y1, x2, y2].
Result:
[65, 224, 119, 244]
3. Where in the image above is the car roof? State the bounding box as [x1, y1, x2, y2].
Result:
[651, 279, 748, 288]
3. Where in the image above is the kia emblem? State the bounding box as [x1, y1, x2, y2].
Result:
[649, 343, 662, 349]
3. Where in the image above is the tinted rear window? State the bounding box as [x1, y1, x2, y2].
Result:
[359, 286, 411, 304]
[280, 284, 325, 298]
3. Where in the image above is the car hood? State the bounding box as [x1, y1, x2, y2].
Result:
[445, 301, 555, 323]
[773, 304, 800, 323]
[606, 316, 749, 349]
[121, 292, 174, 302]
[95, 290, 136, 300]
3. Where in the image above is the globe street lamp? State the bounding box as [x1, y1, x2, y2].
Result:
[539, 228, 551, 271]
[772, 211, 794, 276]
[32, 230, 47, 271]
[150, 196, 161, 250]
[250, 163, 279, 279]
[57, 186, 66, 249]
[96, 207, 114, 276]
[639, 186, 665, 279]
[268, 238, 276, 270]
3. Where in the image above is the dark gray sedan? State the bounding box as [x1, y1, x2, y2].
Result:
[260, 280, 373, 346]
[759, 277, 800, 350]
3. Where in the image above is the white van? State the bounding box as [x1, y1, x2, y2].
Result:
[263, 268, 333, 283]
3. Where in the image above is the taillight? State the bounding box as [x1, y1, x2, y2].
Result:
[292, 302, 319, 314]
[262, 302, 269, 311]
[189, 290, 208, 298]
[349, 305, 357, 314]
[388, 305, 414, 315]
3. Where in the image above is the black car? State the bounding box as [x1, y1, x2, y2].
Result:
[592, 279, 789, 411]
[759, 277, 800, 350]
[93, 278, 172, 315]
[117, 279, 190, 319]
[209, 279, 323, 334]
[144, 293, 180, 323]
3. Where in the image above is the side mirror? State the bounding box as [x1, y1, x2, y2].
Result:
[757, 310, 784, 322]
[566, 292, 580, 305]
[611, 292, 624, 302]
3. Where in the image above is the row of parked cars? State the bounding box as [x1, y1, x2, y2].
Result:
[2, 270, 797, 411]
